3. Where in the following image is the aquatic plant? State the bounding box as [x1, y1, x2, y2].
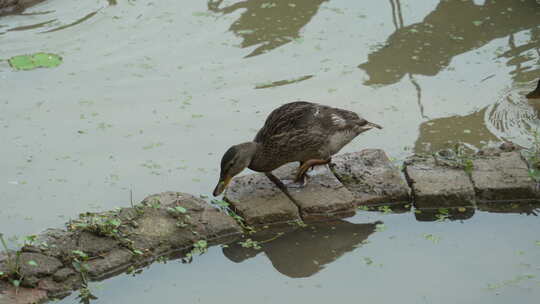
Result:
[68, 211, 146, 258]
[211, 199, 256, 233]
[166, 206, 191, 228]
[433, 143, 474, 176]
[183, 240, 209, 263]
[378, 205, 393, 214]
[522, 130, 540, 183]
[358, 205, 370, 211]
[0, 233, 23, 289]
[69, 213, 123, 238]
[238, 238, 262, 250]
[435, 208, 450, 221]
[8, 52, 62, 71]
[71, 250, 98, 304]
[423, 233, 441, 244]
[238, 232, 284, 250]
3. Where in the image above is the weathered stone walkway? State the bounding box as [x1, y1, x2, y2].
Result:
[225, 146, 539, 224]
[1, 144, 539, 303]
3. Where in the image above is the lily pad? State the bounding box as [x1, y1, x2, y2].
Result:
[8, 52, 62, 70]
[32, 52, 62, 67]
[8, 55, 35, 70]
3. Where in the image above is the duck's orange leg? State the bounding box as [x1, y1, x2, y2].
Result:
[294, 158, 331, 183]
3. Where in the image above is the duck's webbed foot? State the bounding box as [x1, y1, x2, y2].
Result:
[294, 158, 331, 183]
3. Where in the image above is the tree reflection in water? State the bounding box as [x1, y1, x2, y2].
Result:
[208, 0, 328, 58]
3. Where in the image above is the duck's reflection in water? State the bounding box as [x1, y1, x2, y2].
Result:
[223, 220, 379, 278]
[485, 86, 540, 148]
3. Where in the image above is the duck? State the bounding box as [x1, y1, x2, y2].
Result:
[212, 101, 382, 197]
[526, 79, 540, 99]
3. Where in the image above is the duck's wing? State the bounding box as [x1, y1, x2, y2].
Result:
[316, 106, 383, 135]
[254, 101, 317, 142]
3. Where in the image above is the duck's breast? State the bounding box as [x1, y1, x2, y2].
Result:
[322, 129, 358, 156]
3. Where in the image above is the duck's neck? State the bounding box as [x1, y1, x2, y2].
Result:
[241, 141, 268, 172]
[236, 141, 260, 165]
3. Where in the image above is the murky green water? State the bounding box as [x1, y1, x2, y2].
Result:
[1, 0, 540, 303]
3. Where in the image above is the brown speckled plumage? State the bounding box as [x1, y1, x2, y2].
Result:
[213, 101, 381, 197]
[250, 101, 377, 172]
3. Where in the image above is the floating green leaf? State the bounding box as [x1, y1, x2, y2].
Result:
[194, 240, 207, 249]
[239, 238, 261, 249]
[8, 52, 62, 71]
[32, 53, 62, 67]
[72, 250, 88, 259]
[211, 199, 229, 208]
[27, 260, 38, 267]
[423, 233, 441, 244]
[8, 55, 34, 70]
[472, 20, 483, 26]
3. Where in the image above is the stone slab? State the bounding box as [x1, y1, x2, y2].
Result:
[77, 231, 119, 257]
[85, 248, 133, 280]
[37, 275, 82, 298]
[0, 281, 48, 304]
[330, 149, 410, 206]
[126, 192, 243, 254]
[471, 151, 540, 202]
[274, 163, 356, 222]
[24, 229, 78, 260]
[404, 155, 475, 208]
[18, 252, 63, 287]
[224, 173, 301, 226]
[52, 267, 76, 283]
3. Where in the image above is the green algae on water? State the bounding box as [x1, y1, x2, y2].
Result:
[8, 52, 62, 71]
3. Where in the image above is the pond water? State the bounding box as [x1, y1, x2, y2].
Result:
[1, 0, 540, 303]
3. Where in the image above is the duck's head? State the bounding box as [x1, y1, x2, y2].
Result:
[213, 142, 258, 196]
[526, 79, 540, 99]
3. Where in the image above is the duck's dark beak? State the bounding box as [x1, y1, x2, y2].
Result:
[367, 122, 383, 129]
[213, 175, 232, 196]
